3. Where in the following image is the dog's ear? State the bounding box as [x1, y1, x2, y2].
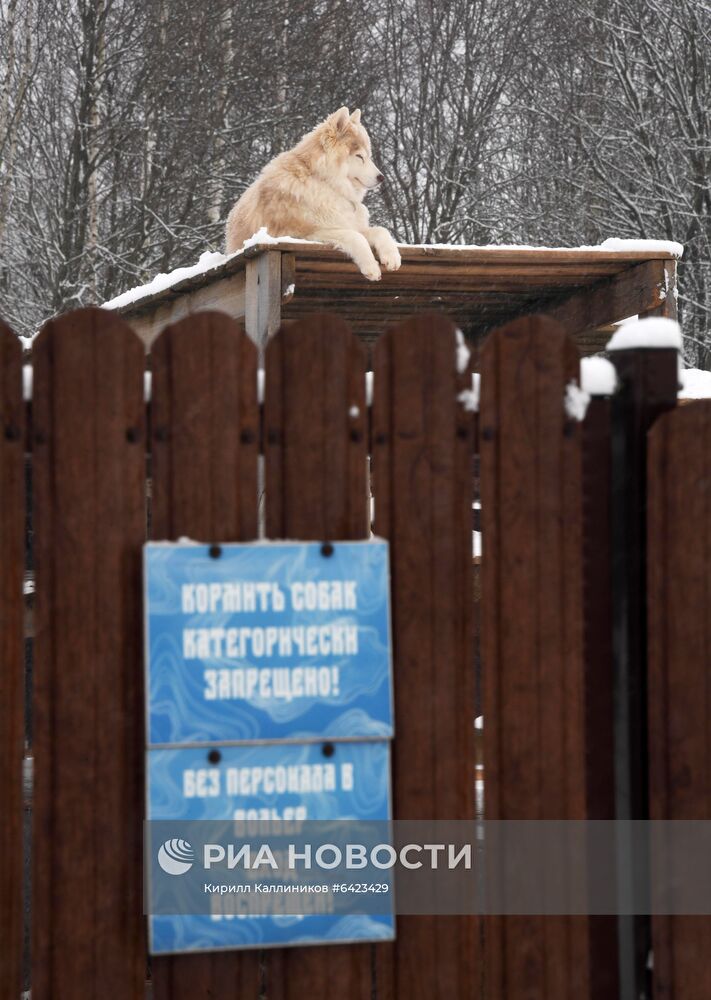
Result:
[350, 109, 361, 124]
[330, 106, 350, 131]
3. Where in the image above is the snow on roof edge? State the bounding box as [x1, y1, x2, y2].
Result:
[398, 237, 683, 256]
[101, 229, 319, 312]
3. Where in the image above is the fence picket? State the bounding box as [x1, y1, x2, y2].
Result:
[31, 307, 146, 998]
[479, 314, 591, 999]
[1, 297, 706, 999]
[0, 320, 24, 1000]
[648, 401, 711, 1000]
[262, 312, 372, 1000]
[581, 395, 620, 998]
[371, 313, 479, 999]
[149, 311, 260, 1000]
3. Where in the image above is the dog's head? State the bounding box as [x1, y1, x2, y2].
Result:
[318, 106, 384, 198]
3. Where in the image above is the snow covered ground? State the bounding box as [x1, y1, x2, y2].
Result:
[679, 368, 711, 399]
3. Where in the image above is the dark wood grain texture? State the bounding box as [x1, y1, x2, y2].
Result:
[609, 346, 679, 999]
[371, 313, 479, 999]
[547, 259, 670, 333]
[648, 401, 711, 1000]
[262, 312, 371, 1000]
[31, 307, 145, 999]
[581, 396, 620, 1000]
[0, 320, 24, 1000]
[581, 398, 616, 820]
[149, 311, 261, 1000]
[639, 259, 677, 320]
[479, 314, 592, 1000]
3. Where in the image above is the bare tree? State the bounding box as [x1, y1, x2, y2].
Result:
[0, 0, 37, 246]
[363, 0, 538, 244]
[0, 0, 708, 356]
[511, 0, 710, 360]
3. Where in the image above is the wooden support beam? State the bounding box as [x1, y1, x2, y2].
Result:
[545, 260, 671, 335]
[245, 250, 284, 349]
[639, 258, 677, 320]
[281, 252, 296, 303]
[126, 272, 247, 349]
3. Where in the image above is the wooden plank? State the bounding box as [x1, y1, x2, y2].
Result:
[264, 312, 368, 540]
[582, 398, 616, 818]
[282, 294, 564, 319]
[112, 241, 678, 329]
[245, 250, 284, 349]
[479, 314, 592, 999]
[262, 312, 371, 998]
[547, 260, 669, 335]
[31, 307, 146, 999]
[0, 320, 24, 1000]
[640, 260, 678, 320]
[113, 256, 252, 316]
[609, 345, 679, 1000]
[581, 396, 620, 999]
[245, 241, 678, 265]
[371, 313, 479, 999]
[286, 288, 584, 305]
[648, 401, 711, 1000]
[127, 272, 247, 349]
[281, 252, 296, 303]
[149, 311, 260, 1000]
[294, 262, 629, 284]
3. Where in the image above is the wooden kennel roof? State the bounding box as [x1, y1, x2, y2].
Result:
[111, 239, 679, 353]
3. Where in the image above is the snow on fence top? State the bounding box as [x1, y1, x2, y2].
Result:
[581, 357, 618, 396]
[606, 316, 682, 352]
[101, 231, 683, 314]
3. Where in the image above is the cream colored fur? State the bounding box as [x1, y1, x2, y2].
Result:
[225, 107, 401, 281]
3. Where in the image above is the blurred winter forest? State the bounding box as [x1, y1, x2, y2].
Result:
[0, 0, 709, 359]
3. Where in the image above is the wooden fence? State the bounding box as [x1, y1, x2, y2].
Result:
[0, 305, 708, 1000]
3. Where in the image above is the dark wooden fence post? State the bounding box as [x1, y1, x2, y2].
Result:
[262, 312, 372, 1000]
[0, 320, 24, 1000]
[648, 401, 711, 1000]
[149, 311, 261, 1000]
[581, 389, 620, 999]
[479, 314, 593, 1000]
[31, 307, 146, 999]
[371, 313, 479, 999]
[609, 344, 678, 1000]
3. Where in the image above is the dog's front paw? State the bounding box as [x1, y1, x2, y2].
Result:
[379, 246, 402, 272]
[360, 260, 382, 281]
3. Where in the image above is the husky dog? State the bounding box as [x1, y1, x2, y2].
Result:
[225, 107, 401, 281]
